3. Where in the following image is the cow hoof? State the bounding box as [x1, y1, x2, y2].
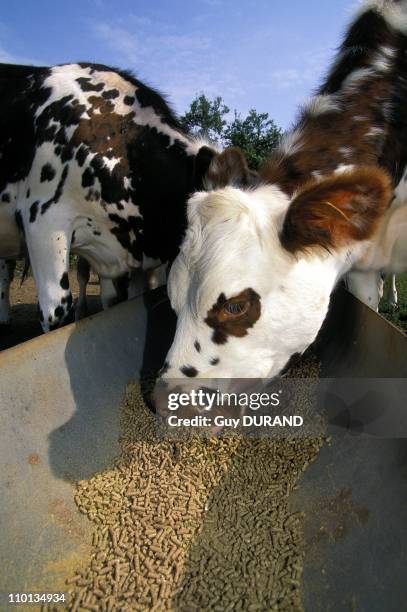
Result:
[0, 322, 12, 335]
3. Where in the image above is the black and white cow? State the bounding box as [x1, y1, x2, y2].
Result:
[0, 62, 233, 331]
[161, 0, 407, 381]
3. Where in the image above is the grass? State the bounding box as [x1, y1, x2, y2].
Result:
[379, 273, 407, 335]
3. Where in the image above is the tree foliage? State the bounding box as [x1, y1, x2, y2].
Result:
[179, 94, 230, 142]
[224, 109, 282, 170]
[180, 94, 282, 170]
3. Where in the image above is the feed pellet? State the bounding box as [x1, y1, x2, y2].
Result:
[65, 357, 323, 611]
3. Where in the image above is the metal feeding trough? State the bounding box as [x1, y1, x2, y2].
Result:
[0, 286, 406, 611]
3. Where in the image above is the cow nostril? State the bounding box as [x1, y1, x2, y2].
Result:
[180, 365, 198, 378]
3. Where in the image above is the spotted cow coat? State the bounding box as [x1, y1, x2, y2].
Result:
[257, 1, 407, 308]
[160, 0, 407, 382]
[0, 62, 216, 330]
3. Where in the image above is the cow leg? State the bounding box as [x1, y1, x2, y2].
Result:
[76, 257, 90, 320]
[112, 273, 131, 304]
[100, 277, 120, 310]
[384, 274, 398, 307]
[128, 269, 148, 298]
[123, 265, 168, 301]
[115, 265, 168, 302]
[0, 259, 14, 328]
[345, 269, 383, 311]
[24, 216, 74, 332]
[101, 269, 146, 308]
[146, 263, 168, 291]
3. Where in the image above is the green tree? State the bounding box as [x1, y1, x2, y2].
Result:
[180, 94, 229, 142]
[224, 109, 282, 170]
[181, 94, 282, 170]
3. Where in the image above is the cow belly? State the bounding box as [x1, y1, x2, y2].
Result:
[71, 225, 141, 279]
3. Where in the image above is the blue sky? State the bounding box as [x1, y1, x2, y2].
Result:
[0, 0, 357, 129]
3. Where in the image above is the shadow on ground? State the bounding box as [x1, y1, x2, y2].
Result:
[47, 288, 175, 482]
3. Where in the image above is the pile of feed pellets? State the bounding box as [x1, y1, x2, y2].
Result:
[66, 357, 324, 611]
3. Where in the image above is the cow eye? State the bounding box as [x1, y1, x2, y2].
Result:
[223, 300, 249, 317]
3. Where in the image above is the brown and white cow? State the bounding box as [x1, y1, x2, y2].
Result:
[162, 0, 407, 381]
[0, 62, 230, 331]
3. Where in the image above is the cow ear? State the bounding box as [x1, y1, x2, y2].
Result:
[280, 166, 391, 253]
[194, 146, 216, 190]
[204, 147, 258, 190]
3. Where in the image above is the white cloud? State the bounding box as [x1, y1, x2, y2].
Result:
[270, 68, 301, 90]
[0, 22, 43, 65]
[92, 23, 212, 62]
[90, 9, 339, 129]
[91, 20, 246, 114]
[92, 23, 142, 62]
[269, 49, 332, 91]
[199, 0, 224, 6]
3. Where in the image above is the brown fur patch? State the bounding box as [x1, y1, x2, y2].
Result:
[205, 147, 257, 190]
[259, 74, 394, 195]
[280, 166, 391, 253]
[205, 288, 261, 344]
[72, 96, 139, 172]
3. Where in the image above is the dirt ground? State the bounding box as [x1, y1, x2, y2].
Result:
[1, 270, 406, 353]
[0, 270, 103, 352]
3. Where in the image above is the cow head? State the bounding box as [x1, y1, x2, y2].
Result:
[162, 149, 391, 381]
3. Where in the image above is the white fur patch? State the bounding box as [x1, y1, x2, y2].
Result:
[305, 95, 340, 117]
[366, 126, 384, 137]
[278, 129, 303, 157]
[102, 156, 121, 172]
[334, 163, 355, 174]
[338, 146, 353, 157]
[342, 67, 373, 90]
[371, 45, 397, 72]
